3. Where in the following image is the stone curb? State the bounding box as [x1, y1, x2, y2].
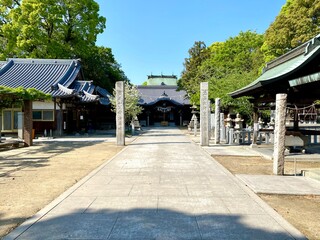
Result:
[200, 144, 307, 240]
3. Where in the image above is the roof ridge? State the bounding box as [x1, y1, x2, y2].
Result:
[7, 58, 78, 65]
[264, 35, 320, 72]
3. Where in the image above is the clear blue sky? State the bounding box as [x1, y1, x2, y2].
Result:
[96, 0, 287, 85]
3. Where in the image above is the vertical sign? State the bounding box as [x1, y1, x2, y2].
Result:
[200, 82, 209, 146]
[116, 81, 125, 146]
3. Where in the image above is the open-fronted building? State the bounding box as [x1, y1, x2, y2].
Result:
[0, 58, 113, 137]
[230, 34, 320, 146]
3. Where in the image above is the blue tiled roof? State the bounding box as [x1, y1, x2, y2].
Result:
[137, 85, 190, 105]
[0, 58, 111, 105]
[0, 58, 81, 94]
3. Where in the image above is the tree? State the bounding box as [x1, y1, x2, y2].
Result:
[177, 41, 210, 101]
[0, 0, 106, 59]
[204, 31, 264, 113]
[262, 0, 320, 62]
[81, 46, 128, 92]
[0, 0, 128, 92]
[178, 31, 264, 119]
[109, 82, 143, 127]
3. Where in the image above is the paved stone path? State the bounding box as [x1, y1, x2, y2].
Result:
[5, 128, 305, 240]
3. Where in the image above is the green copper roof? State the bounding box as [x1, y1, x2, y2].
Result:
[146, 75, 177, 86]
[230, 34, 320, 98]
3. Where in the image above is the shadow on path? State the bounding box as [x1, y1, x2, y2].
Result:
[8, 208, 300, 240]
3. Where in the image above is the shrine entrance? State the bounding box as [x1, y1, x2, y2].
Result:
[138, 99, 191, 127]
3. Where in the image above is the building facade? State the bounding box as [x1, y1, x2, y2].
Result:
[0, 58, 112, 137]
[137, 75, 191, 127]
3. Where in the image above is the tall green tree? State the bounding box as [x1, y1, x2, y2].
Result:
[179, 31, 264, 118]
[81, 46, 128, 92]
[177, 41, 210, 102]
[0, 0, 128, 89]
[1, 0, 106, 59]
[262, 0, 320, 62]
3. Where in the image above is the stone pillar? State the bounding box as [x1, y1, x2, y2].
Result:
[214, 98, 220, 144]
[229, 128, 234, 145]
[116, 81, 125, 146]
[220, 113, 226, 142]
[23, 100, 33, 147]
[210, 113, 215, 138]
[194, 115, 198, 137]
[273, 93, 287, 175]
[200, 82, 209, 146]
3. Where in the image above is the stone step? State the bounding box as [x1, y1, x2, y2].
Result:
[302, 169, 320, 181]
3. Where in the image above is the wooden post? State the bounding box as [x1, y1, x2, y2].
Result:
[23, 100, 33, 147]
[273, 94, 287, 175]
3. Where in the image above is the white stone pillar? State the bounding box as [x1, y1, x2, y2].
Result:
[200, 82, 209, 146]
[214, 98, 220, 144]
[273, 93, 287, 175]
[116, 81, 125, 146]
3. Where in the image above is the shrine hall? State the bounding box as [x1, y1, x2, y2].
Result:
[137, 75, 192, 127]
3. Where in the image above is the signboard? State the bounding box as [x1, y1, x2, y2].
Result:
[156, 106, 173, 113]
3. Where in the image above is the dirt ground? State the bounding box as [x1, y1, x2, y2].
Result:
[213, 155, 320, 240]
[0, 140, 123, 238]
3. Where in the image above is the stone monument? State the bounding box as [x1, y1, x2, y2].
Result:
[116, 81, 125, 146]
[200, 82, 209, 146]
[273, 94, 287, 175]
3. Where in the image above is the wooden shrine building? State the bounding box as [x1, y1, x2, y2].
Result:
[0, 58, 113, 137]
[230, 33, 320, 139]
[137, 75, 192, 127]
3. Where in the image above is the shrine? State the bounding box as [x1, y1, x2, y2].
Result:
[137, 75, 192, 127]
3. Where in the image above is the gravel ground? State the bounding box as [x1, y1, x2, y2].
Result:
[0, 139, 124, 238]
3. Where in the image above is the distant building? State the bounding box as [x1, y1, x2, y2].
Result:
[137, 75, 191, 126]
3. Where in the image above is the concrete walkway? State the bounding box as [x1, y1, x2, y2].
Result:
[5, 127, 305, 240]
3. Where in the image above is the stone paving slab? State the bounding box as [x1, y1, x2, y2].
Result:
[237, 174, 320, 195]
[4, 127, 306, 240]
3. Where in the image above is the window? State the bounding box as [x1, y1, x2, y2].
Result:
[43, 111, 54, 121]
[3, 111, 12, 130]
[32, 111, 42, 120]
[1, 109, 20, 132]
[32, 110, 54, 121]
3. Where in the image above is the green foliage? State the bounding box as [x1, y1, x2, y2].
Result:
[1, 0, 106, 59]
[178, 31, 264, 118]
[177, 41, 210, 96]
[0, 0, 128, 92]
[81, 46, 128, 92]
[109, 82, 143, 125]
[0, 86, 51, 108]
[262, 0, 320, 62]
